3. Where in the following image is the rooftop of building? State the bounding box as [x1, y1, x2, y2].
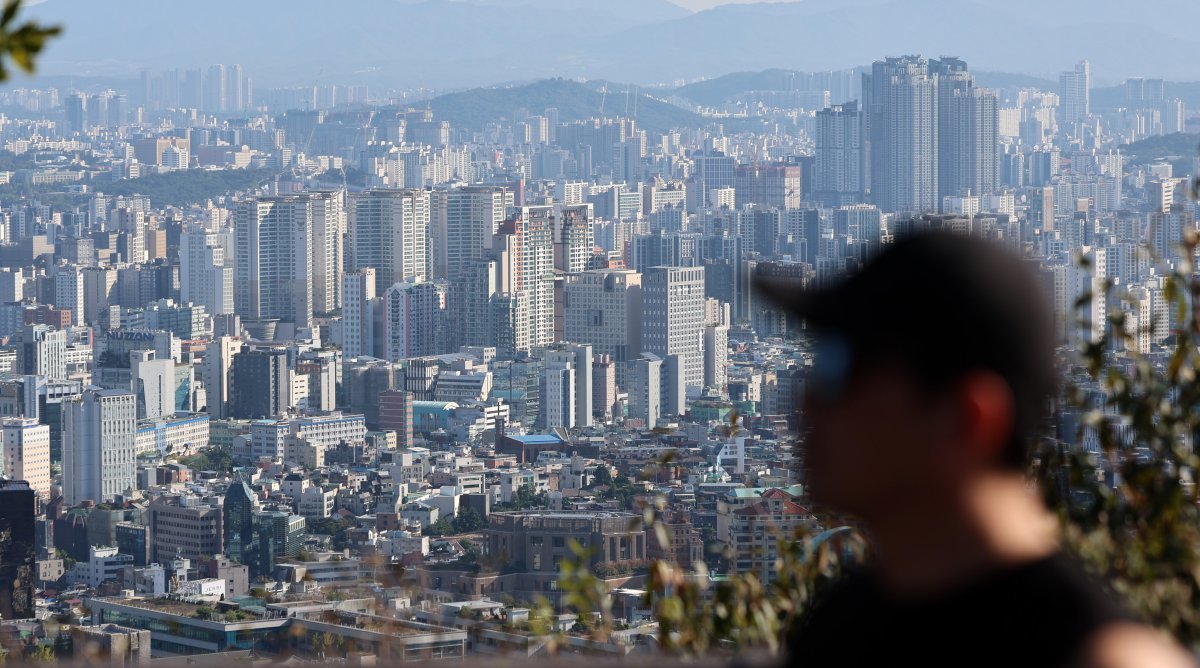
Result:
[504, 434, 565, 445]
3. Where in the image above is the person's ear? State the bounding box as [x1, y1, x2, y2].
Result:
[956, 370, 1016, 466]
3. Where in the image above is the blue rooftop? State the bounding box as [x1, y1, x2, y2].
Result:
[509, 434, 565, 445]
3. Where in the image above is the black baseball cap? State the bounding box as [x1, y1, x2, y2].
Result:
[757, 231, 1057, 467]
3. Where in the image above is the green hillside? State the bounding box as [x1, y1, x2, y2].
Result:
[673, 69, 814, 106]
[426, 78, 752, 136]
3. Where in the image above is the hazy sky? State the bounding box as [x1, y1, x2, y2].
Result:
[672, 0, 793, 11]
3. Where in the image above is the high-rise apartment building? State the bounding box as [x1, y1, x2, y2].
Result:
[349, 189, 430, 294]
[863, 56, 939, 213]
[62, 389, 137, 506]
[933, 57, 999, 202]
[309, 190, 345, 315]
[431, 185, 510, 283]
[491, 206, 555, 356]
[53, 266, 85, 326]
[814, 101, 864, 206]
[235, 196, 315, 330]
[383, 280, 448, 361]
[180, 228, 235, 316]
[552, 203, 595, 274]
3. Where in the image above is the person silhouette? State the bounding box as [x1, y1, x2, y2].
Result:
[758, 231, 1192, 668]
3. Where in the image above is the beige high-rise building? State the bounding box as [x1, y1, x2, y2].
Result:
[1, 418, 51, 498]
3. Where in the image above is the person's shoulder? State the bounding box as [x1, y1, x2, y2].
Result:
[1074, 622, 1195, 668]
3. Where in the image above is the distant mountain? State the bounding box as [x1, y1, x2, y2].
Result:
[972, 72, 1058, 93]
[588, 0, 1200, 84]
[16, 0, 1200, 88]
[671, 68, 1061, 108]
[673, 69, 835, 107]
[424, 79, 759, 135]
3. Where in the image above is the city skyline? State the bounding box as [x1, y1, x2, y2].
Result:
[0, 0, 1191, 660]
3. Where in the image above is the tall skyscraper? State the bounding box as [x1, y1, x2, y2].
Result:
[1059, 60, 1091, 127]
[814, 101, 864, 206]
[206, 64, 228, 113]
[235, 196, 315, 330]
[0, 480, 35, 620]
[863, 56, 939, 213]
[180, 228, 234, 316]
[933, 58, 999, 203]
[349, 189, 430, 294]
[62, 389, 137, 506]
[642, 266, 706, 396]
[1, 418, 51, 498]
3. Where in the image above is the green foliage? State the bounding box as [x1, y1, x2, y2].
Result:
[306, 516, 358, 536]
[589, 464, 613, 488]
[1120, 132, 1200, 168]
[98, 168, 278, 207]
[424, 517, 455, 537]
[459, 539, 481, 565]
[1034, 232, 1200, 643]
[27, 644, 55, 666]
[496, 482, 548, 511]
[0, 1, 60, 82]
[453, 507, 487, 533]
[178, 445, 233, 474]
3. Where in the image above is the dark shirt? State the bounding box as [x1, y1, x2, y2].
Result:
[788, 552, 1133, 667]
